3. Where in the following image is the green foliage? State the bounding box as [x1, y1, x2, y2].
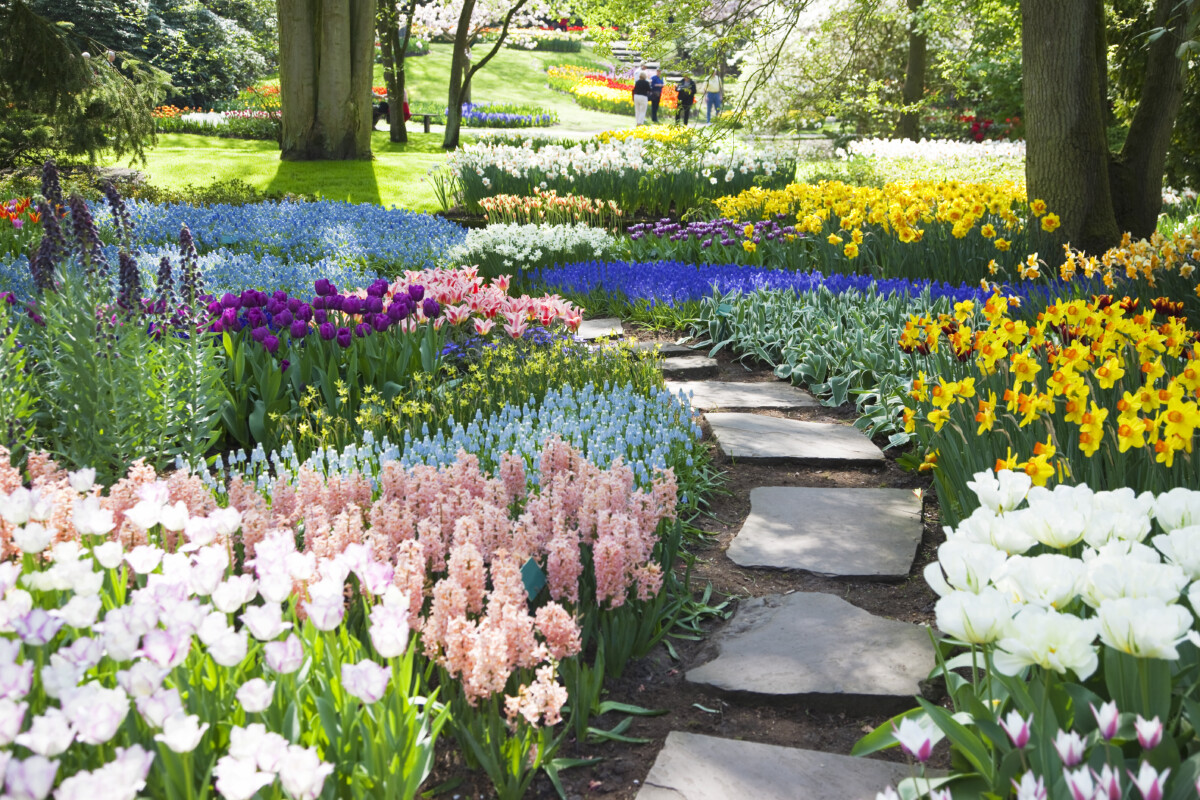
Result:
[0, 0, 170, 167]
[30, 0, 278, 107]
[155, 113, 281, 141]
[0, 301, 37, 463]
[28, 271, 222, 481]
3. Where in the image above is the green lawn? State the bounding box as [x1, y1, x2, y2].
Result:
[391, 43, 625, 134]
[108, 43, 637, 209]
[116, 132, 453, 211]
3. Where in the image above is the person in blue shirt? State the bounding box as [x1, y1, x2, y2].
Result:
[649, 68, 665, 124]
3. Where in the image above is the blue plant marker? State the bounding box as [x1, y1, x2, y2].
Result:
[521, 557, 546, 601]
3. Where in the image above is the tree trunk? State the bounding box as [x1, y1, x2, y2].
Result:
[897, 0, 926, 141]
[377, 0, 408, 143]
[278, 0, 374, 160]
[443, 0, 477, 150]
[1109, 0, 1187, 238]
[1022, 0, 1119, 253]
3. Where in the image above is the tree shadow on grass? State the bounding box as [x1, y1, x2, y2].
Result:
[265, 157, 382, 205]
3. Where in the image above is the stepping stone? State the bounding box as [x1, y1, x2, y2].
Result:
[706, 413, 884, 465]
[576, 317, 624, 340]
[685, 592, 935, 713]
[634, 341, 693, 356]
[637, 732, 913, 800]
[667, 380, 817, 411]
[728, 487, 922, 579]
[661, 355, 719, 380]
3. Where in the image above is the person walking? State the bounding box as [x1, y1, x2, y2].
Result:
[702, 70, 723, 123]
[649, 68, 665, 124]
[632, 70, 651, 126]
[675, 72, 697, 126]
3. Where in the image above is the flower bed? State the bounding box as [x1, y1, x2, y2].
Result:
[479, 190, 624, 229]
[712, 180, 1048, 283]
[444, 223, 619, 278]
[407, 101, 558, 128]
[865, 472, 1200, 800]
[443, 137, 795, 217]
[546, 65, 679, 117]
[902, 291, 1200, 526]
[0, 437, 683, 800]
[153, 106, 279, 140]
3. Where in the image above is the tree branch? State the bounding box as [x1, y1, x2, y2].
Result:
[462, 0, 530, 95]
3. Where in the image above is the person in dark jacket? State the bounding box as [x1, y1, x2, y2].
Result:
[632, 70, 651, 126]
[649, 68, 665, 123]
[675, 73, 697, 126]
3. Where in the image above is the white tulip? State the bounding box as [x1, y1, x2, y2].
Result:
[951, 506, 1037, 555]
[935, 588, 1014, 644]
[1082, 554, 1187, 608]
[993, 553, 1084, 609]
[1154, 526, 1200, 579]
[966, 469, 1031, 514]
[1155, 488, 1200, 532]
[923, 539, 1007, 596]
[993, 606, 1099, 679]
[154, 712, 208, 753]
[1098, 597, 1193, 659]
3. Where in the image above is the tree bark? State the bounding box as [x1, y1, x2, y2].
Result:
[377, 0, 409, 143]
[444, 0, 529, 150]
[1022, 0, 1119, 253]
[443, 0, 477, 150]
[1109, 0, 1187, 238]
[278, 0, 374, 160]
[897, 0, 926, 141]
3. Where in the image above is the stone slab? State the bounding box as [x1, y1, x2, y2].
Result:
[576, 317, 625, 340]
[728, 487, 922, 579]
[634, 341, 693, 356]
[667, 380, 818, 411]
[636, 732, 912, 800]
[706, 412, 885, 465]
[661, 356, 719, 380]
[685, 592, 935, 713]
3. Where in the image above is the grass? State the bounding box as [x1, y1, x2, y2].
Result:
[112, 132, 452, 211]
[107, 43, 645, 209]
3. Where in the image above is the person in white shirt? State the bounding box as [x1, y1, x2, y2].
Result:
[702, 71, 723, 124]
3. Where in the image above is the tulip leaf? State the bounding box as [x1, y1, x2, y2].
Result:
[917, 698, 995, 783]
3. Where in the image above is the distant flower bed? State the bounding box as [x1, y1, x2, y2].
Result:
[547, 65, 679, 116]
[404, 101, 558, 128]
[153, 106, 279, 140]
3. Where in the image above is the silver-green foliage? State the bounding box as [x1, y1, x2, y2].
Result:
[691, 285, 953, 443]
[0, 302, 37, 462]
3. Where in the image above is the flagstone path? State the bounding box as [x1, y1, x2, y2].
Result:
[611, 331, 936, 800]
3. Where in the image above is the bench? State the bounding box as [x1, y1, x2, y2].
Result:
[373, 102, 438, 133]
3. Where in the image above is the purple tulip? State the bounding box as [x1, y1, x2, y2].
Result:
[386, 302, 406, 322]
[407, 285, 424, 302]
[207, 301, 222, 316]
[239, 290, 258, 307]
[314, 309, 327, 324]
[246, 308, 266, 328]
[366, 296, 384, 314]
[251, 326, 268, 343]
[265, 298, 283, 315]
[326, 295, 343, 311]
[422, 298, 440, 318]
[311, 296, 325, 310]
[367, 279, 389, 297]
[336, 327, 352, 347]
[220, 293, 239, 309]
[220, 308, 238, 330]
[354, 322, 371, 338]
[263, 335, 280, 354]
[273, 290, 287, 302]
[296, 303, 313, 321]
[372, 314, 390, 332]
[319, 322, 335, 341]
[314, 279, 335, 296]
[289, 320, 308, 338]
[280, 359, 290, 372]
[343, 297, 363, 315]
[287, 298, 301, 313]
[275, 309, 293, 328]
